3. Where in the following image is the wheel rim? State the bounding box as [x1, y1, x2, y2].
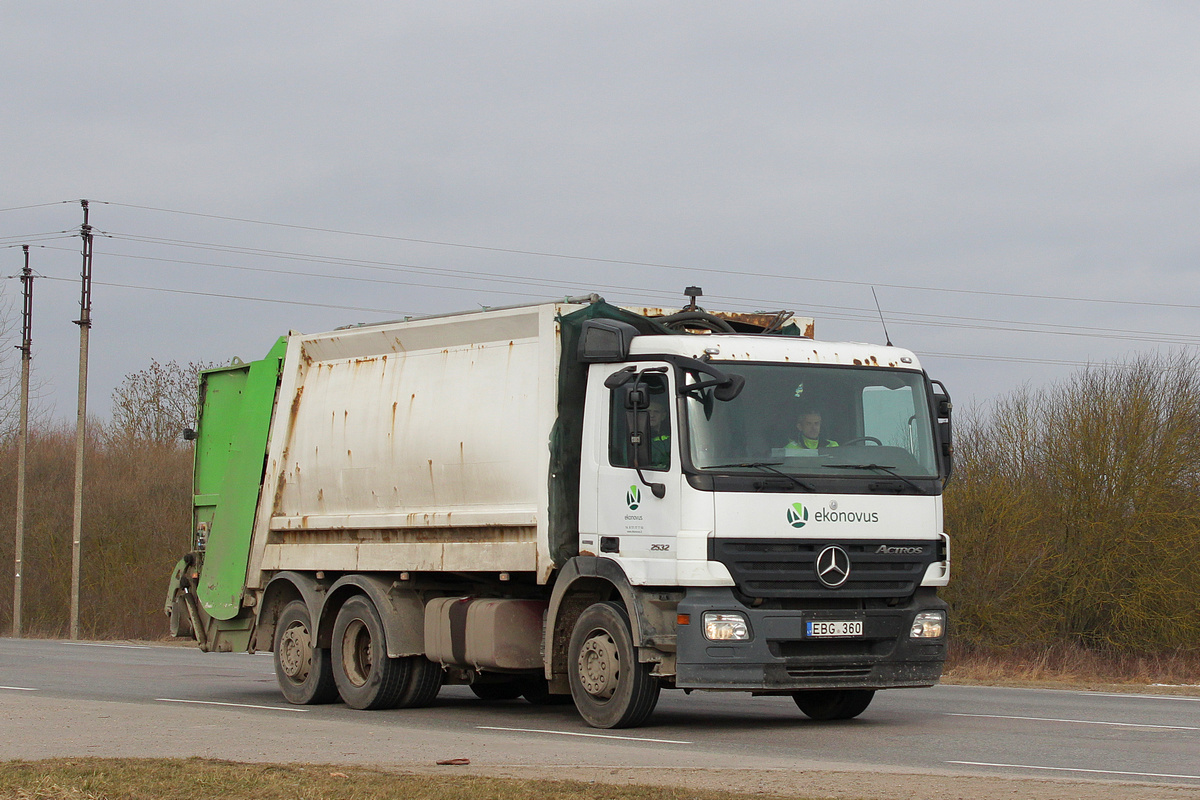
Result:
[340, 618, 373, 687]
[278, 621, 312, 683]
[577, 628, 620, 700]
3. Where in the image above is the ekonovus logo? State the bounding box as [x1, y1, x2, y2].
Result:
[786, 501, 809, 528]
[626, 485, 641, 510]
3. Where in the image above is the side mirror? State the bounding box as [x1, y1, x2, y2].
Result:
[714, 373, 745, 402]
[624, 387, 649, 410]
[930, 379, 953, 482]
[603, 366, 636, 390]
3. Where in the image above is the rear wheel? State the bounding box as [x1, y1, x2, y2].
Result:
[395, 657, 443, 708]
[568, 601, 660, 728]
[273, 600, 338, 705]
[792, 689, 875, 720]
[332, 596, 410, 709]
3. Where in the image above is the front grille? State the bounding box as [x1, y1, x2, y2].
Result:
[785, 664, 874, 679]
[711, 538, 938, 599]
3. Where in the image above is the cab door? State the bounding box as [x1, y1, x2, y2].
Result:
[584, 364, 683, 586]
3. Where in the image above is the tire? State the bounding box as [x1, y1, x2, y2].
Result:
[470, 680, 525, 701]
[567, 601, 660, 728]
[792, 689, 875, 721]
[394, 657, 443, 708]
[331, 595, 410, 710]
[273, 600, 338, 705]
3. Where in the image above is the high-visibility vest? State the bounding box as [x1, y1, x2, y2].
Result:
[785, 436, 838, 450]
[650, 433, 671, 467]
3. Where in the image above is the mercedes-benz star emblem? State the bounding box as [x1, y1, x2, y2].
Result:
[816, 545, 851, 588]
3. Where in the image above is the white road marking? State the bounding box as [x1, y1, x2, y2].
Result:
[62, 642, 151, 649]
[1083, 691, 1200, 703]
[949, 760, 1200, 782]
[947, 712, 1200, 731]
[0, 686, 38, 691]
[477, 726, 691, 744]
[156, 698, 307, 713]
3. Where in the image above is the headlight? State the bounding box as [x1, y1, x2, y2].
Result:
[703, 612, 750, 641]
[909, 610, 946, 639]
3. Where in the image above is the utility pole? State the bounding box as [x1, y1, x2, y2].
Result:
[12, 245, 33, 638]
[69, 200, 93, 640]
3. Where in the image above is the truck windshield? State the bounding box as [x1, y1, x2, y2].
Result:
[685, 363, 939, 479]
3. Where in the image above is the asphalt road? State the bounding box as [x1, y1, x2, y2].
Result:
[1, 638, 1198, 796]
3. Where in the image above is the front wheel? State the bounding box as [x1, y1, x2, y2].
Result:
[568, 602, 660, 728]
[331, 595, 410, 710]
[792, 689, 875, 720]
[273, 600, 338, 705]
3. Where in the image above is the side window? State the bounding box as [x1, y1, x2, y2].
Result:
[608, 372, 671, 471]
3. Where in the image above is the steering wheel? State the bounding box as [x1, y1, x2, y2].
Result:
[840, 436, 882, 446]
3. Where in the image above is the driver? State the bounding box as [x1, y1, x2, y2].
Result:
[786, 408, 838, 451]
[646, 398, 671, 469]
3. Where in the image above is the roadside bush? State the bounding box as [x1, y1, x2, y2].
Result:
[0, 423, 191, 639]
[945, 352, 1200, 652]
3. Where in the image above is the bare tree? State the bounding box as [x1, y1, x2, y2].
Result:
[0, 297, 20, 444]
[109, 360, 212, 445]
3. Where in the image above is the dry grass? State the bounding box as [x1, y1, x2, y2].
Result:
[0, 758, 811, 800]
[944, 640, 1200, 693]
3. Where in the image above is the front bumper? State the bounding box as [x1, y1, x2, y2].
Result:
[675, 587, 947, 691]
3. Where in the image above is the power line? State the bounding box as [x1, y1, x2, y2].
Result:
[17, 199, 1200, 370]
[92, 199, 1200, 313]
[0, 201, 75, 214]
[0, 231, 77, 245]
[62, 240, 1200, 348]
[29, 274, 1199, 372]
[36, 275, 415, 316]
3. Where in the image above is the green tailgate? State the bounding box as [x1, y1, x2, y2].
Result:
[193, 337, 287, 620]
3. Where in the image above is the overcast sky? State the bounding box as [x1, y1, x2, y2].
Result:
[3, 3, 1199, 423]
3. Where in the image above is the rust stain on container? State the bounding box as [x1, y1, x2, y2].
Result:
[272, 471, 289, 514]
[289, 386, 305, 425]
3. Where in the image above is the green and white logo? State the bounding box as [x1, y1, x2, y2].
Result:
[627, 485, 641, 510]
[786, 502, 809, 528]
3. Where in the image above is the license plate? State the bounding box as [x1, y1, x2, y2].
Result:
[806, 620, 863, 638]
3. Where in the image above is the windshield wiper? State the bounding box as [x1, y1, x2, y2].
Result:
[820, 463, 923, 493]
[704, 462, 816, 492]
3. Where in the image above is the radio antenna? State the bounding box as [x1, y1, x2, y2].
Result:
[871, 287, 893, 347]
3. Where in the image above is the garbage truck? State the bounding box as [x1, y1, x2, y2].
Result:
[166, 290, 953, 728]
